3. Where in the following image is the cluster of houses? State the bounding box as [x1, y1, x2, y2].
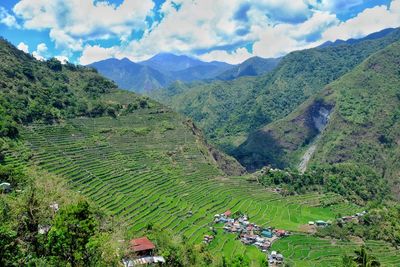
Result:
[339, 210, 367, 224]
[203, 234, 215, 244]
[308, 210, 368, 228]
[211, 210, 287, 264]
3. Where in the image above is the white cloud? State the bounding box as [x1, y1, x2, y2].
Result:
[0, 7, 19, 28]
[79, 44, 120, 65]
[13, 0, 154, 51]
[198, 47, 253, 64]
[322, 0, 400, 41]
[252, 11, 338, 58]
[32, 43, 48, 61]
[55, 55, 69, 64]
[9, 0, 399, 64]
[307, 0, 364, 12]
[17, 42, 29, 53]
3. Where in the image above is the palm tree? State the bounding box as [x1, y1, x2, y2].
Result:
[353, 245, 380, 267]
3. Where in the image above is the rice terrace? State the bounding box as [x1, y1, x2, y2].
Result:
[1, 1, 400, 266]
[3, 92, 397, 266]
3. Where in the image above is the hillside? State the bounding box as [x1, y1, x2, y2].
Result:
[90, 53, 234, 93]
[237, 41, 400, 195]
[89, 58, 168, 93]
[154, 28, 400, 153]
[3, 37, 399, 266]
[217, 56, 281, 80]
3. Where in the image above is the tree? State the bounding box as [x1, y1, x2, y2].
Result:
[0, 225, 19, 266]
[47, 201, 99, 267]
[353, 246, 380, 267]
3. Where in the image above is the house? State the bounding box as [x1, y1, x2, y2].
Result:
[123, 256, 166, 266]
[261, 230, 273, 238]
[315, 220, 328, 227]
[38, 225, 51, 234]
[274, 229, 287, 237]
[276, 253, 284, 262]
[0, 182, 11, 193]
[224, 210, 232, 217]
[130, 237, 156, 256]
[270, 251, 277, 258]
[49, 203, 59, 212]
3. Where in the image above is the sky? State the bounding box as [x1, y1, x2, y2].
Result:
[0, 0, 399, 65]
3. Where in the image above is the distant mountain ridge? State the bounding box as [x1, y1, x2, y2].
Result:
[150, 28, 400, 162]
[89, 53, 279, 93]
[217, 56, 281, 80]
[319, 28, 397, 48]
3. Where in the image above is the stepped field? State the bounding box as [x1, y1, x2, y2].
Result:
[14, 105, 393, 265]
[271, 235, 400, 267]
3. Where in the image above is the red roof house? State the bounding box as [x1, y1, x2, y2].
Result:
[224, 210, 232, 217]
[130, 237, 156, 256]
[275, 229, 287, 237]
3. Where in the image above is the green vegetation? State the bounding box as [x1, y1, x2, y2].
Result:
[152, 29, 400, 156]
[0, 166, 123, 266]
[251, 41, 400, 195]
[0, 37, 151, 138]
[1, 36, 400, 266]
[257, 164, 389, 205]
[271, 235, 399, 267]
[317, 203, 400, 248]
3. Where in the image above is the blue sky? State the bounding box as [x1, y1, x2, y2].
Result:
[0, 0, 399, 64]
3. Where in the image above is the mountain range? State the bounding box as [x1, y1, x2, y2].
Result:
[89, 53, 280, 93]
[2, 25, 400, 266]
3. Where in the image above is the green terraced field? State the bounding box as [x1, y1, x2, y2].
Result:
[17, 108, 388, 265]
[271, 235, 400, 267]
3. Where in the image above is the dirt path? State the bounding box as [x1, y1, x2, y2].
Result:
[298, 144, 317, 173]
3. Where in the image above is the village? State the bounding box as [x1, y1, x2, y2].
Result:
[2, 181, 368, 266]
[203, 209, 368, 266]
[203, 210, 288, 265]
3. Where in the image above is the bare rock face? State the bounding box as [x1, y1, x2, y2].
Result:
[185, 120, 246, 176]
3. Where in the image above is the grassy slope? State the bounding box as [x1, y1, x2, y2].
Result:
[243, 41, 400, 195]
[18, 105, 365, 265]
[1, 38, 399, 266]
[153, 29, 400, 154]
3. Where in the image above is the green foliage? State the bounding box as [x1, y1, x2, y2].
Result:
[47, 201, 99, 266]
[152, 29, 400, 154]
[342, 246, 380, 267]
[258, 163, 389, 204]
[319, 203, 400, 248]
[0, 225, 19, 266]
[0, 38, 152, 138]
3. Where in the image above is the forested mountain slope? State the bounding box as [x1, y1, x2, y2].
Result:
[88, 57, 169, 93]
[154, 28, 400, 153]
[2, 37, 400, 266]
[237, 41, 400, 196]
[216, 56, 281, 80]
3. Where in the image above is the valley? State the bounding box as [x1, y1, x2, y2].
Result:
[1, 13, 400, 266]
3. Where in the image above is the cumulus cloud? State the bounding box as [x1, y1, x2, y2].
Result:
[0, 7, 19, 28]
[79, 44, 120, 65]
[307, 0, 365, 12]
[17, 42, 29, 53]
[198, 47, 253, 64]
[322, 0, 400, 41]
[32, 43, 48, 61]
[13, 0, 154, 51]
[7, 0, 400, 65]
[54, 55, 69, 64]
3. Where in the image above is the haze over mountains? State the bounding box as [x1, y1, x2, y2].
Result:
[89, 53, 280, 93]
